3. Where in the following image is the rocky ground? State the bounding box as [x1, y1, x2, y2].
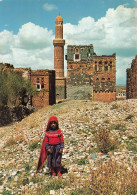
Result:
[0, 100, 137, 195]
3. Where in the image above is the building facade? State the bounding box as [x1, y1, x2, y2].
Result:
[126, 55, 137, 99]
[66, 45, 116, 102]
[53, 14, 66, 100]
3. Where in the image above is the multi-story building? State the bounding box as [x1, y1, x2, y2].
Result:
[126, 55, 137, 99]
[66, 45, 116, 102]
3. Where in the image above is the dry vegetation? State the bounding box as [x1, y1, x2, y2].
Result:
[0, 100, 137, 194]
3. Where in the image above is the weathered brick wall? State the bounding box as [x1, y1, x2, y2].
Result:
[93, 54, 116, 92]
[93, 91, 116, 102]
[30, 70, 56, 107]
[126, 55, 137, 99]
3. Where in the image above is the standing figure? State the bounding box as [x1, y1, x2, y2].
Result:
[35, 116, 64, 178]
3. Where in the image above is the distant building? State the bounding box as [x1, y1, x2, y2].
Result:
[116, 86, 126, 100]
[126, 55, 137, 99]
[66, 45, 116, 102]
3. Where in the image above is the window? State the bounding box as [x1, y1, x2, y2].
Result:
[108, 78, 110, 81]
[99, 61, 102, 64]
[95, 65, 97, 71]
[101, 78, 105, 81]
[41, 84, 44, 89]
[75, 54, 80, 60]
[37, 77, 39, 83]
[75, 48, 79, 53]
[96, 78, 99, 81]
[36, 83, 41, 90]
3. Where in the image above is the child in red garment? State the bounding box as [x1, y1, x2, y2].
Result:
[45, 116, 64, 177]
[35, 116, 64, 177]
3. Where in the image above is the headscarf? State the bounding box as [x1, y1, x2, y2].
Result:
[34, 116, 59, 176]
[46, 116, 59, 131]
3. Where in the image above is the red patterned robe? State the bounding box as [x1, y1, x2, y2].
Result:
[35, 116, 64, 175]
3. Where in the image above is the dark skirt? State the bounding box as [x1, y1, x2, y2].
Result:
[47, 145, 62, 168]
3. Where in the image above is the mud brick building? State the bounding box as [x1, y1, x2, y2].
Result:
[126, 55, 137, 99]
[0, 63, 56, 107]
[66, 45, 116, 102]
[53, 15, 66, 100]
[30, 69, 55, 107]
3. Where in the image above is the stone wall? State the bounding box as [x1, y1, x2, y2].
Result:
[66, 45, 116, 102]
[67, 85, 93, 100]
[126, 55, 137, 99]
[56, 78, 66, 100]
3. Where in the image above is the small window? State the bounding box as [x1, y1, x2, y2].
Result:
[36, 84, 41, 90]
[37, 77, 39, 83]
[96, 78, 99, 81]
[75, 48, 79, 54]
[108, 78, 110, 81]
[95, 61, 97, 64]
[41, 84, 44, 89]
[75, 54, 79, 60]
[99, 61, 102, 64]
[95, 65, 97, 71]
[110, 61, 112, 64]
[101, 78, 105, 81]
[105, 61, 108, 64]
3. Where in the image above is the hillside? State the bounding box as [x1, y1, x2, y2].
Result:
[0, 100, 137, 194]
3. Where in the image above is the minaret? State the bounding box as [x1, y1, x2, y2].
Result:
[53, 14, 66, 100]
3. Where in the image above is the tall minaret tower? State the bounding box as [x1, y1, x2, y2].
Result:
[53, 14, 66, 100]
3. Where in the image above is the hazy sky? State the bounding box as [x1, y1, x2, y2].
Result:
[0, 0, 137, 85]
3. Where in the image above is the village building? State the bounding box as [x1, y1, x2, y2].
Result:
[0, 63, 56, 108]
[1, 14, 117, 107]
[126, 55, 137, 99]
[66, 44, 116, 102]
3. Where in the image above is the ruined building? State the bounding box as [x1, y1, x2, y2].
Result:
[66, 45, 116, 102]
[53, 15, 66, 100]
[0, 63, 56, 108]
[126, 55, 137, 99]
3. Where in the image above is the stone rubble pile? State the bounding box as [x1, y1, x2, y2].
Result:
[0, 99, 137, 194]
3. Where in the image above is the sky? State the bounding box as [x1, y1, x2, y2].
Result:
[0, 0, 137, 86]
